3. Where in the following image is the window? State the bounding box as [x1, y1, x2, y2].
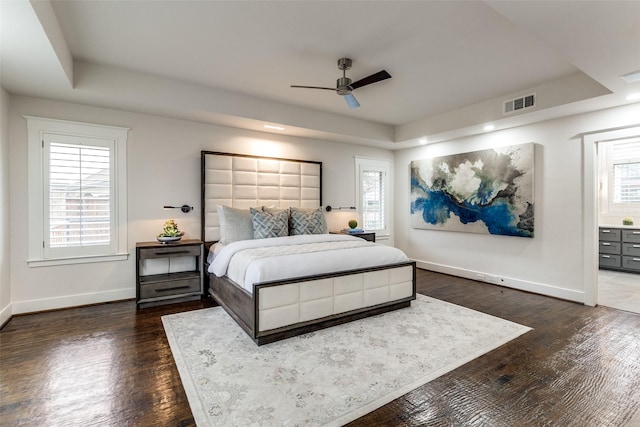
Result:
[609, 139, 640, 209]
[612, 162, 640, 204]
[355, 157, 391, 237]
[362, 170, 385, 230]
[26, 117, 128, 266]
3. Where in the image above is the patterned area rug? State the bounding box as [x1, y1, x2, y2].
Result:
[162, 294, 531, 426]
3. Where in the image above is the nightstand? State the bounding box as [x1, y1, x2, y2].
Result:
[331, 231, 376, 242]
[136, 239, 204, 307]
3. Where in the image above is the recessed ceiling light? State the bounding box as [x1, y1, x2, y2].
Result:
[621, 70, 640, 84]
[626, 93, 640, 101]
[483, 124, 495, 131]
[264, 125, 285, 131]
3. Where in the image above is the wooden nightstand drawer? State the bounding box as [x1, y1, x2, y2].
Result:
[354, 232, 376, 242]
[139, 276, 201, 300]
[331, 231, 376, 242]
[138, 244, 201, 259]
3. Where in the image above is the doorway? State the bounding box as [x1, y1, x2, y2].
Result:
[583, 125, 640, 313]
[596, 138, 640, 313]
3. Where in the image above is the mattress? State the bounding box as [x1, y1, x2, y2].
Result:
[209, 234, 410, 293]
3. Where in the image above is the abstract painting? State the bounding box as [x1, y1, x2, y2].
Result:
[410, 143, 534, 237]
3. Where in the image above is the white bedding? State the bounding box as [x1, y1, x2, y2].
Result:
[209, 234, 411, 293]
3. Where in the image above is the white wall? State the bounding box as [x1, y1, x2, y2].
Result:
[8, 93, 640, 313]
[8, 95, 394, 314]
[395, 102, 640, 303]
[0, 88, 11, 326]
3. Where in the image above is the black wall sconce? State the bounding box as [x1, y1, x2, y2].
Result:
[325, 205, 356, 212]
[164, 204, 193, 213]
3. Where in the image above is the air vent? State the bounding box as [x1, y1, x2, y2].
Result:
[504, 93, 535, 115]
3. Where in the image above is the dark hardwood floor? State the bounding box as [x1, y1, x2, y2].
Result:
[1, 269, 639, 426]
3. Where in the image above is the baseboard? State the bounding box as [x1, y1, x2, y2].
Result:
[11, 288, 136, 315]
[0, 303, 12, 329]
[415, 260, 585, 304]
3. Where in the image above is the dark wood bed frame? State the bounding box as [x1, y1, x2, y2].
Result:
[206, 258, 416, 345]
[201, 151, 416, 345]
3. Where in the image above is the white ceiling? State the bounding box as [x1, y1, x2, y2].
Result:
[2, 0, 640, 148]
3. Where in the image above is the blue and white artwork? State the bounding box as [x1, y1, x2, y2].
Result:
[410, 143, 534, 238]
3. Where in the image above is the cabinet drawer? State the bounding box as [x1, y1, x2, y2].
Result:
[622, 229, 640, 244]
[139, 245, 201, 259]
[139, 277, 201, 299]
[599, 228, 621, 242]
[599, 254, 621, 268]
[622, 256, 640, 272]
[623, 243, 640, 257]
[599, 241, 621, 255]
[356, 232, 376, 242]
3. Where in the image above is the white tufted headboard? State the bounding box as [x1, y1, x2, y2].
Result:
[201, 151, 322, 243]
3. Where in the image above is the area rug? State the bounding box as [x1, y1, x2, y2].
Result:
[162, 294, 531, 426]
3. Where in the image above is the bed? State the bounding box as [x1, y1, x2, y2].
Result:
[201, 151, 416, 345]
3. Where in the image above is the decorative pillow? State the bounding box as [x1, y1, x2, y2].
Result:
[250, 207, 289, 239]
[262, 206, 289, 217]
[289, 207, 328, 235]
[217, 205, 253, 244]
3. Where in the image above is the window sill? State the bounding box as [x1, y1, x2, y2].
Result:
[28, 253, 129, 268]
[609, 208, 640, 214]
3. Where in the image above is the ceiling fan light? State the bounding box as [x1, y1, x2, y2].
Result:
[344, 94, 360, 109]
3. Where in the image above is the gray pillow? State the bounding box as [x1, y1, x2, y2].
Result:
[289, 207, 328, 235]
[250, 207, 289, 239]
[217, 205, 253, 244]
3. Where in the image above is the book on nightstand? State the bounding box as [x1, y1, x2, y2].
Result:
[341, 228, 364, 234]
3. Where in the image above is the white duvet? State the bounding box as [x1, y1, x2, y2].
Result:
[209, 234, 410, 293]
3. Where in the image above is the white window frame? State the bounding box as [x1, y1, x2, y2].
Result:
[26, 116, 129, 267]
[355, 157, 391, 238]
[599, 139, 640, 215]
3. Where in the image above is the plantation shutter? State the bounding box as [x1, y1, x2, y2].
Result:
[611, 140, 640, 204]
[44, 133, 115, 257]
[361, 169, 385, 230]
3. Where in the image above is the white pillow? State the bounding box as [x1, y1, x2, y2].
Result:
[217, 205, 253, 244]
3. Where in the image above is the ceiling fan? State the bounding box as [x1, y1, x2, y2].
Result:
[290, 58, 391, 109]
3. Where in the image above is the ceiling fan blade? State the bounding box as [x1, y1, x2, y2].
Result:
[290, 85, 335, 91]
[350, 70, 391, 90]
[344, 93, 360, 109]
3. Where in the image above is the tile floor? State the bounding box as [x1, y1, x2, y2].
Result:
[598, 269, 640, 314]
